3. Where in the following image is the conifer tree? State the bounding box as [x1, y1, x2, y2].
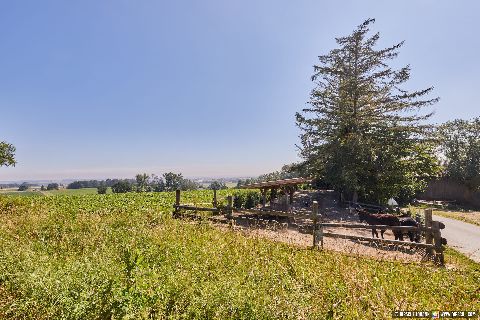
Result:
[296, 19, 440, 204]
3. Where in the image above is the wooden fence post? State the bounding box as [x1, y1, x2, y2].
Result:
[424, 208, 433, 257]
[284, 194, 290, 212]
[261, 188, 267, 208]
[312, 201, 322, 248]
[213, 189, 217, 208]
[319, 199, 324, 249]
[432, 221, 445, 266]
[174, 189, 181, 217]
[226, 195, 233, 219]
[176, 189, 181, 206]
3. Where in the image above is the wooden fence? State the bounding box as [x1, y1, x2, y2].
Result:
[173, 189, 234, 219]
[312, 203, 446, 266]
[173, 190, 447, 266]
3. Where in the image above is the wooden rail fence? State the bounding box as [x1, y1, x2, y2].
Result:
[173, 189, 233, 219]
[312, 204, 446, 266]
[173, 190, 447, 266]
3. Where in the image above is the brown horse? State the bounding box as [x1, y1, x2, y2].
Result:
[357, 209, 402, 240]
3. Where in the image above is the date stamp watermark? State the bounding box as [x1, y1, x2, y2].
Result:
[392, 310, 478, 318]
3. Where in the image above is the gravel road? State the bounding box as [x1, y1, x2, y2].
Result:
[433, 215, 480, 263]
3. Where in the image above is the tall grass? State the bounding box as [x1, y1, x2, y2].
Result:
[0, 191, 478, 319]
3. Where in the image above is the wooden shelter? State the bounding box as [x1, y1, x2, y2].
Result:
[239, 177, 313, 211]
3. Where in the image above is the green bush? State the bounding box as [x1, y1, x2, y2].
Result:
[97, 185, 108, 194]
[111, 180, 132, 193]
[232, 190, 261, 209]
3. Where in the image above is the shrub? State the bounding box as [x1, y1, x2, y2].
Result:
[47, 183, 59, 190]
[97, 185, 108, 194]
[233, 190, 261, 209]
[111, 180, 132, 193]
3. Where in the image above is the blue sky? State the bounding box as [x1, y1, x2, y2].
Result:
[1, 0, 479, 181]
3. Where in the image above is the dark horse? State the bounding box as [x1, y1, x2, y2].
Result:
[398, 216, 421, 242]
[357, 209, 402, 240]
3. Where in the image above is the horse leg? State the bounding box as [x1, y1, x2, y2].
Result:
[408, 231, 414, 242]
[397, 231, 404, 241]
[372, 228, 378, 238]
[380, 229, 385, 239]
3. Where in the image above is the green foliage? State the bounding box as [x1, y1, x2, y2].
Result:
[296, 19, 440, 204]
[111, 180, 133, 193]
[163, 172, 183, 191]
[437, 117, 480, 191]
[135, 173, 151, 192]
[180, 178, 199, 191]
[0, 192, 478, 319]
[97, 185, 108, 194]
[150, 174, 165, 192]
[17, 183, 29, 191]
[236, 164, 302, 187]
[232, 190, 262, 209]
[46, 183, 59, 191]
[208, 181, 227, 190]
[67, 179, 124, 189]
[0, 141, 16, 167]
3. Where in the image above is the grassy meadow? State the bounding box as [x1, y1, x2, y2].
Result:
[0, 191, 479, 319]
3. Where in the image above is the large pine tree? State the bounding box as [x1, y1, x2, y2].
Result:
[296, 19, 440, 204]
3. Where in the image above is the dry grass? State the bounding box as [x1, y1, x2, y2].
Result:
[433, 209, 480, 226]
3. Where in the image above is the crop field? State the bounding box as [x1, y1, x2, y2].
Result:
[0, 191, 479, 319]
[0, 190, 41, 197]
[0, 187, 111, 197]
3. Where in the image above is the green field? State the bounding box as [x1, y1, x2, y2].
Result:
[0, 191, 478, 319]
[0, 187, 111, 197]
[0, 190, 42, 197]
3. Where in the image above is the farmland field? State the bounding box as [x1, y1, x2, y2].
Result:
[0, 191, 479, 319]
[0, 187, 111, 197]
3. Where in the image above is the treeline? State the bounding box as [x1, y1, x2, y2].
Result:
[67, 179, 131, 189]
[127, 172, 200, 193]
[0, 183, 22, 189]
[106, 172, 206, 194]
[67, 173, 231, 194]
[437, 117, 480, 191]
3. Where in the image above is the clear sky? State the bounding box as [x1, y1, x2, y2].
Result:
[1, 0, 479, 181]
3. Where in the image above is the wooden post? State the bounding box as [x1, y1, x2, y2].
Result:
[318, 199, 324, 248]
[213, 189, 217, 208]
[270, 188, 276, 207]
[284, 194, 290, 212]
[289, 188, 295, 205]
[176, 189, 181, 206]
[312, 201, 322, 248]
[174, 189, 181, 217]
[261, 188, 266, 208]
[432, 221, 444, 266]
[424, 208, 433, 256]
[226, 195, 233, 219]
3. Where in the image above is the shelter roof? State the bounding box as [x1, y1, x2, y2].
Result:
[239, 177, 313, 189]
